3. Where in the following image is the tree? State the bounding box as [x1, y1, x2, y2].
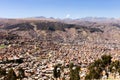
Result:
[69, 63, 80, 80]
[0, 67, 6, 78]
[69, 63, 74, 80]
[101, 54, 112, 67]
[112, 60, 120, 70]
[53, 64, 61, 80]
[86, 55, 112, 80]
[85, 66, 102, 80]
[5, 68, 17, 80]
[18, 67, 25, 80]
[108, 60, 120, 78]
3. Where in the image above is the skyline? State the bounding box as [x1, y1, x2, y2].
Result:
[0, 0, 120, 19]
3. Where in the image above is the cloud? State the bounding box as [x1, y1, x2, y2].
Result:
[66, 14, 70, 18]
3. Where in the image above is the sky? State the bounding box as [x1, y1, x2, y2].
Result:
[0, 0, 120, 19]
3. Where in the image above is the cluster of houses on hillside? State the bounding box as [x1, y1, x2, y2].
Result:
[0, 38, 120, 79]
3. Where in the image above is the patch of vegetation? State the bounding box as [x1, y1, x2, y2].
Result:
[5, 23, 34, 31]
[85, 54, 120, 80]
[0, 44, 6, 49]
[5, 68, 17, 80]
[69, 63, 80, 80]
[0, 67, 25, 80]
[90, 28, 104, 33]
[53, 64, 61, 80]
[6, 34, 16, 40]
[4, 21, 103, 33]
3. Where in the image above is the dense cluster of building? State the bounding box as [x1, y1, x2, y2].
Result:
[0, 38, 120, 80]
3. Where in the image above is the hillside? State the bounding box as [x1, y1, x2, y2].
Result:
[0, 18, 120, 43]
[0, 18, 120, 79]
[0, 20, 105, 43]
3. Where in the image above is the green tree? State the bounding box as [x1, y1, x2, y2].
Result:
[101, 54, 112, 67]
[0, 68, 6, 78]
[108, 60, 120, 78]
[69, 63, 80, 80]
[18, 67, 25, 80]
[86, 55, 112, 80]
[85, 66, 102, 80]
[5, 68, 17, 80]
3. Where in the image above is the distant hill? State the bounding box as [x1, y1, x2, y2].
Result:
[0, 17, 120, 43]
